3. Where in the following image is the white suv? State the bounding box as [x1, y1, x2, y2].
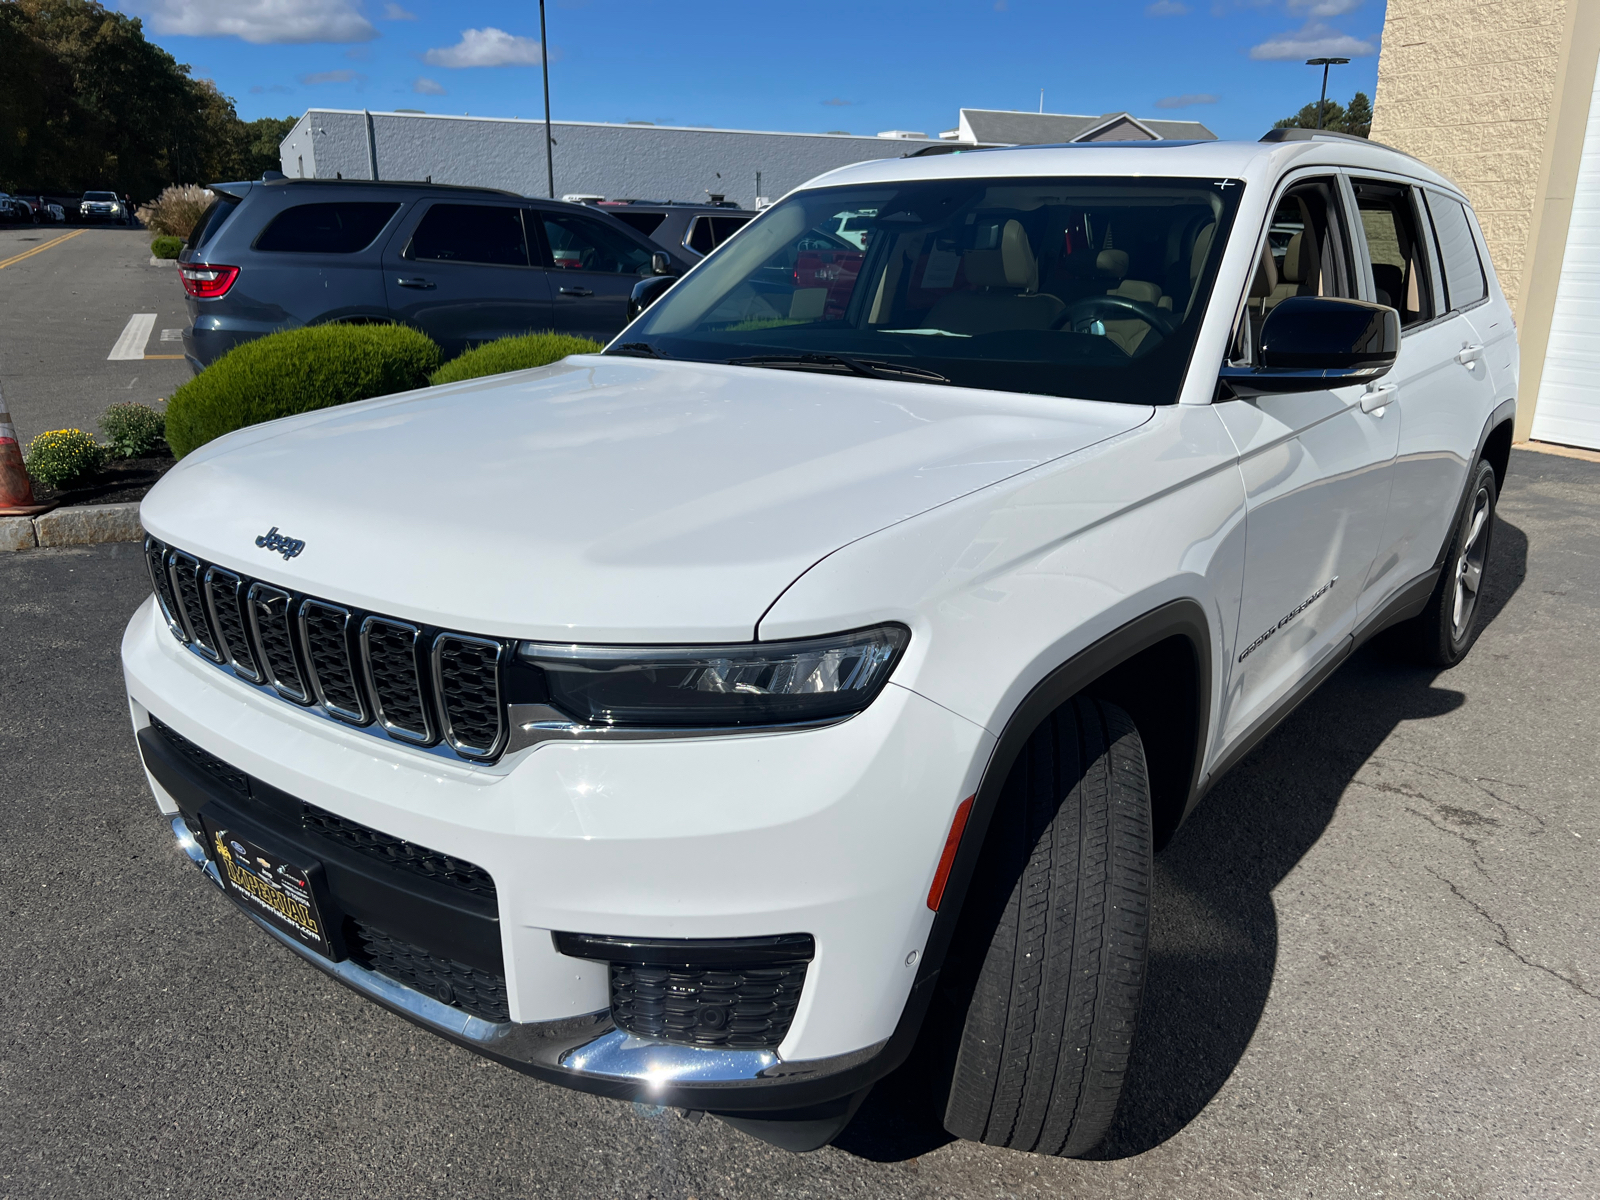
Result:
[123, 130, 1517, 1156]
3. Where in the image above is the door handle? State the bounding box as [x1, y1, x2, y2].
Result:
[1360, 383, 1398, 414]
[1456, 343, 1484, 365]
[558, 286, 593, 297]
[396, 277, 435, 289]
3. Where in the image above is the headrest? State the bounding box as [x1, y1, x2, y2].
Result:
[1190, 224, 1215, 282]
[1096, 249, 1129, 280]
[965, 220, 1037, 290]
[1108, 279, 1163, 304]
[1248, 241, 1278, 299]
[1281, 232, 1305, 283]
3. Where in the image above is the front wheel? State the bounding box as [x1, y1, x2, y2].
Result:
[1402, 458, 1498, 667]
[942, 696, 1152, 1157]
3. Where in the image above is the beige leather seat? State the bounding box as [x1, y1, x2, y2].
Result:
[1094, 249, 1168, 354]
[926, 221, 1064, 334]
[1266, 230, 1318, 307]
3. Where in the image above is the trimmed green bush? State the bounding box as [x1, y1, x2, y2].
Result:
[25, 429, 106, 490]
[100, 402, 167, 458]
[165, 324, 441, 458]
[428, 331, 602, 387]
[150, 235, 183, 259]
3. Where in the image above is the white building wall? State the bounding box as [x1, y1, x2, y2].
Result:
[279, 110, 942, 207]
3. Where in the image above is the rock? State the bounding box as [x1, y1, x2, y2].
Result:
[0, 516, 37, 551]
[33, 502, 143, 547]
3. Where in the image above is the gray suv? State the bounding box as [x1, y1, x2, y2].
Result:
[178, 178, 689, 370]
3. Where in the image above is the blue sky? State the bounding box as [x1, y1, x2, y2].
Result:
[120, 0, 1384, 141]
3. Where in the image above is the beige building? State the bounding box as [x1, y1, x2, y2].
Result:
[1371, 0, 1600, 449]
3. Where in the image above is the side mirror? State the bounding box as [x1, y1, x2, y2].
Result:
[650, 251, 672, 276]
[1219, 295, 1399, 396]
[628, 273, 678, 321]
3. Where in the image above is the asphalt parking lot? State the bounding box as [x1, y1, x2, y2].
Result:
[2, 445, 1595, 1198]
[0, 226, 192, 442]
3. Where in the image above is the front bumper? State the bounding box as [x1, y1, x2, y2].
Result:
[124, 596, 992, 1107]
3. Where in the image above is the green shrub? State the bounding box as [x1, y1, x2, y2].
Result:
[99, 402, 167, 458]
[25, 429, 106, 490]
[165, 324, 441, 458]
[428, 331, 602, 387]
[150, 235, 183, 259]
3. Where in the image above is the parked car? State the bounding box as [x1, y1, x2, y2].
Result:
[126, 131, 1516, 1157]
[44, 201, 66, 223]
[0, 192, 32, 222]
[80, 190, 130, 223]
[585, 198, 755, 261]
[10, 195, 46, 223]
[174, 177, 689, 369]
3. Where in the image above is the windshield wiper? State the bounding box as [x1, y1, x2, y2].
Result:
[610, 342, 664, 358]
[726, 353, 947, 384]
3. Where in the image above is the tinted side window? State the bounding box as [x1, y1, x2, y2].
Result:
[255, 202, 400, 253]
[408, 204, 529, 266]
[1233, 176, 1354, 362]
[1353, 179, 1435, 328]
[542, 211, 654, 274]
[687, 217, 716, 255]
[613, 210, 667, 237]
[1425, 193, 1487, 310]
[187, 197, 239, 250]
[709, 216, 750, 247]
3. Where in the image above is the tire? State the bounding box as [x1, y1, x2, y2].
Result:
[1404, 459, 1498, 668]
[942, 696, 1152, 1157]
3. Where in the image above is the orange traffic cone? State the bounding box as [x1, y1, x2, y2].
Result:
[0, 390, 58, 517]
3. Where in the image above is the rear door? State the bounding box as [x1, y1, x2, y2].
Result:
[533, 207, 658, 342]
[243, 198, 398, 325]
[381, 200, 553, 360]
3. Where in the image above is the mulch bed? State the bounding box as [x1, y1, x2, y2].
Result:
[30, 449, 176, 508]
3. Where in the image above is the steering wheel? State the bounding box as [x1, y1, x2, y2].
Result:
[1051, 295, 1178, 338]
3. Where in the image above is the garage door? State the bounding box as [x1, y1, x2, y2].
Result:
[1533, 56, 1600, 450]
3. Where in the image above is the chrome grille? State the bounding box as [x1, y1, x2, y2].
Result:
[247, 583, 310, 704]
[141, 537, 511, 763]
[204, 567, 262, 683]
[299, 600, 367, 724]
[432, 635, 504, 759]
[168, 552, 221, 661]
[362, 618, 432, 743]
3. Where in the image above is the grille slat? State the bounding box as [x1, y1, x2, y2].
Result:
[299, 600, 367, 724]
[204, 567, 262, 683]
[610, 961, 808, 1049]
[352, 922, 509, 1022]
[432, 635, 504, 759]
[168, 552, 222, 661]
[144, 537, 185, 639]
[247, 583, 310, 704]
[362, 618, 433, 744]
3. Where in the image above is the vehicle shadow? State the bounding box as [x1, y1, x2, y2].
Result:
[835, 515, 1528, 1163]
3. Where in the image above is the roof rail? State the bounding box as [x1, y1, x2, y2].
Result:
[1259, 127, 1410, 157]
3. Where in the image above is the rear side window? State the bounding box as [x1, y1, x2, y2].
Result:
[540, 211, 653, 274]
[187, 196, 239, 251]
[1425, 193, 1488, 310]
[407, 204, 530, 266]
[255, 202, 399, 253]
[613, 210, 667, 237]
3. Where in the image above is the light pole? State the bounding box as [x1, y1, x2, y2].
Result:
[539, 0, 554, 198]
[1305, 56, 1350, 130]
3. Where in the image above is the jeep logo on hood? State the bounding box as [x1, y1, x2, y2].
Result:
[256, 526, 305, 560]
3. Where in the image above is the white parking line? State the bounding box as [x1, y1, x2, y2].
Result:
[109, 313, 157, 361]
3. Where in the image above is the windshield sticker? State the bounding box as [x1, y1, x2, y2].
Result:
[1238, 577, 1337, 663]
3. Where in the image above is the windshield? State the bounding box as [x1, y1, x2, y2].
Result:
[84, 192, 117, 201]
[617, 175, 1241, 405]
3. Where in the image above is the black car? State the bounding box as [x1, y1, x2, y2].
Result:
[177, 177, 690, 370]
[588, 199, 755, 261]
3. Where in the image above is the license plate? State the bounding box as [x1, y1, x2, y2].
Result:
[205, 822, 334, 958]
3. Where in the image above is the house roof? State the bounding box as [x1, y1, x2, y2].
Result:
[956, 108, 1217, 146]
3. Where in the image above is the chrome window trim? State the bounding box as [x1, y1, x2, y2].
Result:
[297, 599, 369, 725]
[361, 616, 435, 745]
[430, 632, 506, 760]
[167, 551, 223, 662]
[202, 566, 264, 684]
[246, 581, 312, 705]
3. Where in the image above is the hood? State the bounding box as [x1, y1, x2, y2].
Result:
[143, 357, 1150, 641]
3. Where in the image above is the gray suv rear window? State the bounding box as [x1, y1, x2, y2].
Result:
[1425, 193, 1487, 311]
[255, 202, 400, 253]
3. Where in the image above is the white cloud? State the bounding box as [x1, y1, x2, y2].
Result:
[423, 27, 546, 68]
[1249, 21, 1375, 60]
[1287, 0, 1362, 14]
[1147, 1, 1190, 14]
[299, 69, 365, 84]
[383, 2, 417, 17]
[134, 0, 377, 44]
[412, 77, 447, 95]
[249, 83, 295, 94]
[1156, 93, 1219, 108]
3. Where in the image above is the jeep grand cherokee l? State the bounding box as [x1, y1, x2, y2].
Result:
[125, 129, 1517, 1156]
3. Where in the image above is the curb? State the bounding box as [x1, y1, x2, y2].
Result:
[0, 502, 143, 551]
[149, 255, 177, 266]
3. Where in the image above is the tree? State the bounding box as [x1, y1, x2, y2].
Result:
[1274, 91, 1371, 139]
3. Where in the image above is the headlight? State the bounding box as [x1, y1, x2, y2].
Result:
[514, 624, 908, 728]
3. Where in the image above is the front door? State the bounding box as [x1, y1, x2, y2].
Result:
[1216, 174, 1402, 747]
[534, 208, 657, 343]
[381, 201, 553, 360]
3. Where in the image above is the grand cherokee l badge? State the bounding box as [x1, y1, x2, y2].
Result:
[255, 526, 305, 560]
[1238, 577, 1337, 662]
